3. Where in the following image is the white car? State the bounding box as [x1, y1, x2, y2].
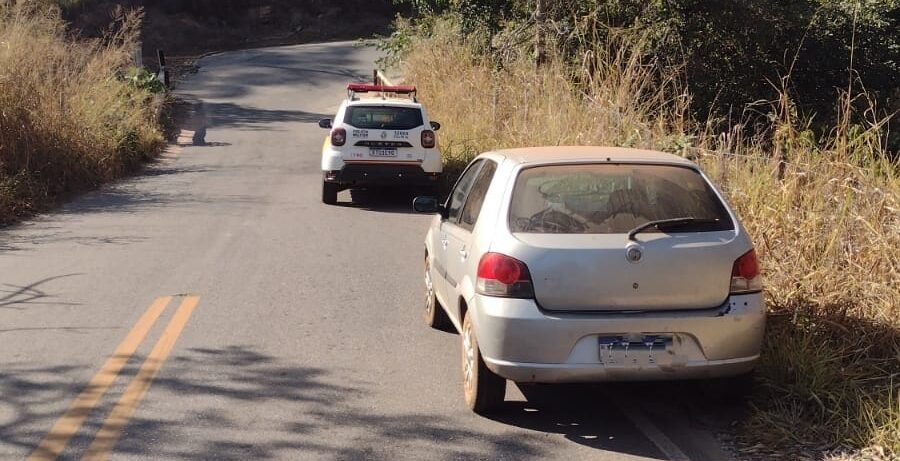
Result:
[318, 84, 443, 204]
[413, 146, 766, 413]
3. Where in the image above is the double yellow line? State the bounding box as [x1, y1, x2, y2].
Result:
[28, 295, 200, 461]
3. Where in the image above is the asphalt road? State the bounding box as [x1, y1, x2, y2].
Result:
[0, 42, 743, 461]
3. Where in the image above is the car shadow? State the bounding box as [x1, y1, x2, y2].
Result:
[336, 188, 432, 215]
[484, 381, 750, 460]
[487, 383, 666, 459]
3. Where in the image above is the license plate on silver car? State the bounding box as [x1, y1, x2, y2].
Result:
[598, 335, 671, 365]
[369, 148, 397, 157]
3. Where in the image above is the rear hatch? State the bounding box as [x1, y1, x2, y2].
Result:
[342, 104, 427, 163]
[507, 162, 739, 312]
[514, 233, 737, 311]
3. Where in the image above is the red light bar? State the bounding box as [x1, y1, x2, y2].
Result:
[347, 83, 417, 94]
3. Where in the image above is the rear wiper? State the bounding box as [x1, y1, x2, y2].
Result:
[627, 217, 717, 241]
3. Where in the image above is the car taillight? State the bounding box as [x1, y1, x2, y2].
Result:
[730, 249, 762, 294]
[421, 129, 435, 148]
[476, 253, 534, 298]
[331, 128, 346, 146]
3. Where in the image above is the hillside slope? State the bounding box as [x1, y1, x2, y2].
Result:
[62, 0, 403, 63]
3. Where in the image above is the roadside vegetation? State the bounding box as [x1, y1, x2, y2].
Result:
[0, 1, 164, 224]
[384, 1, 899, 458]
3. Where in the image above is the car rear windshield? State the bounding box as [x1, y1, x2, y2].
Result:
[343, 106, 424, 130]
[509, 163, 734, 234]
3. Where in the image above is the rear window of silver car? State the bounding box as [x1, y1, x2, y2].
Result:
[344, 106, 424, 130]
[508, 163, 734, 234]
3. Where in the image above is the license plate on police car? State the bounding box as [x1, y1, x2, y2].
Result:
[369, 148, 397, 157]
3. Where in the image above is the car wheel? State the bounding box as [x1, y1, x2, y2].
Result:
[424, 257, 453, 332]
[322, 182, 339, 205]
[461, 312, 506, 413]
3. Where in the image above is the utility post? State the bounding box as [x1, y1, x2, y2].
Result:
[157, 49, 169, 87]
[535, 0, 547, 67]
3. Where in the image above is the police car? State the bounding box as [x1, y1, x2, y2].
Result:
[318, 83, 443, 204]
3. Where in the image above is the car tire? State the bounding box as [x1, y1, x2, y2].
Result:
[424, 257, 453, 332]
[461, 312, 506, 414]
[322, 181, 339, 205]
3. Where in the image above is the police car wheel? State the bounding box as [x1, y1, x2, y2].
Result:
[322, 182, 339, 205]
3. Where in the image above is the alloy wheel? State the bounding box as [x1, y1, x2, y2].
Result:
[462, 321, 475, 393]
[424, 259, 434, 317]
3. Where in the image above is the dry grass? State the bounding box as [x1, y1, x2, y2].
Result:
[400, 18, 900, 457]
[0, 1, 164, 223]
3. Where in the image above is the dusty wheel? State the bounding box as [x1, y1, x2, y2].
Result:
[461, 312, 506, 413]
[322, 182, 339, 205]
[424, 257, 453, 331]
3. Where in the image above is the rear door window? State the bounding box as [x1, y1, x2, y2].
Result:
[343, 106, 423, 130]
[447, 160, 484, 223]
[459, 161, 497, 231]
[509, 163, 734, 234]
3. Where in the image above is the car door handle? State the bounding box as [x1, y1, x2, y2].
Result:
[441, 238, 449, 250]
[459, 247, 468, 260]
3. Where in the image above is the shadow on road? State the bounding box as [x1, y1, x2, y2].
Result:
[0, 274, 83, 310]
[487, 383, 665, 457]
[182, 43, 370, 101]
[484, 381, 749, 460]
[0, 338, 748, 460]
[338, 188, 431, 215]
[0, 346, 548, 460]
[178, 99, 332, 134]
[142, 346, 548, 460]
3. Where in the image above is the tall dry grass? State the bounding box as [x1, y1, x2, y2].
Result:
[0, 1, 163, 223]
[400, 18, 899, 456]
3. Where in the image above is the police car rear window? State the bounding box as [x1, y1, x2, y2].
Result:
[344, 106, 424, 130]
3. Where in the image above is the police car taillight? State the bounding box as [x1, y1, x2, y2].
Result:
[331, 128, 346, 146]
[421, 130, 435, 148]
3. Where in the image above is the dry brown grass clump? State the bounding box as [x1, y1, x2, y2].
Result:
[403, 21, 689, 181]
[400, 18, 899, 457]
[0, 1, 163, 223]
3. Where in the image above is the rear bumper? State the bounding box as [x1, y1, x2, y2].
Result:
[485, 355, 758, 383]
[325, 163, 440, 187]
[471, 292, 766, 383]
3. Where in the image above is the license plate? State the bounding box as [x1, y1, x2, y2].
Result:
[369, 148, 397, 157]
[598, 335, 671, 365]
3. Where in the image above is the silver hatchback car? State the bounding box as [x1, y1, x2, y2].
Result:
[413, 146, 765, 413]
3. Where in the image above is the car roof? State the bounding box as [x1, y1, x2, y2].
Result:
[486, 146, 695, 167]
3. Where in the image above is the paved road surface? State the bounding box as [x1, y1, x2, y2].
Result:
[0, 42, 741, 461]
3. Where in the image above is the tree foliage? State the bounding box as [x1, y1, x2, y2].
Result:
[396, 0, 899, 137]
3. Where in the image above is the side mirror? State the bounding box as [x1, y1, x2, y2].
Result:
[318, 118, 332, 129]
[430, 121, 441, 131]
[413, 196, 447, 218]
